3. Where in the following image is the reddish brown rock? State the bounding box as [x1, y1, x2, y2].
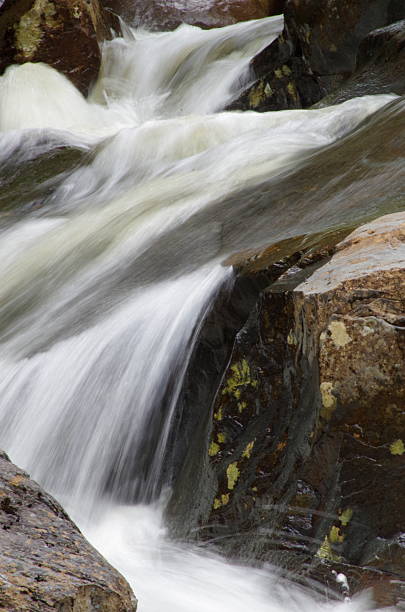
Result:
[184, 212, 404, 605]
[102, 0, 285, 30]
[0, 0, 119, 96]
[0, 450, 137, 611]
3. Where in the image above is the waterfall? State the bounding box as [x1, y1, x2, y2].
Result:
[0, 14, 395, 612]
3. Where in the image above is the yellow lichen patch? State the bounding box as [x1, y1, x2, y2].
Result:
[282, 64, 292, 76]
[339, 508, 353, 526]
[316, 536, 341, 562]
[287, 329, 297, 346]
[242, 440, 255, 459]
[329, 525, 345, 544]
[248, 82, 266, 108]
[15, 0, 57, 58]
[72, 4, 82, 19]
[328, 320, 352, 347]
[221, 493, 230, 506]
[208, 441, 220, 457]
[274, 68, 283, 79]
[320, 381, 337, 419]
[213, 493, 231, 510]
[390, 439, 405, 455]
[217, 432, 226, 444]
[237, 401, 247, 413]
[8, 474, 26, 487]
[213, 497, 222, 510]
[287, 82, 298, 100]
[222, 359, 258, 400]
[226, 462, 240, 490]
[214, 406, 223, 421]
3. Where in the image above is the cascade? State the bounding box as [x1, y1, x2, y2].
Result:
[0, 15, 397, 611]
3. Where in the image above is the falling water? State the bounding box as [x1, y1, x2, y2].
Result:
[0, 14, 397, 612]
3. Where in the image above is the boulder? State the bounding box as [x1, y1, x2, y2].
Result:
[227, 0, 405, 111]
[316, 19, 405, 106]
[0, 450, 137, 611]
[102, 0, 285, 30]
[0, 0, 119, 96]
[174, 212, 405, 605]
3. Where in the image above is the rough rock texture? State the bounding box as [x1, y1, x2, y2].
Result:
[0, 450, 137, 611]
[102, 0, 285, 30]
[0, 0, 118, 96]
[227, 0, 405, 111]
[174, 213, 405, 606]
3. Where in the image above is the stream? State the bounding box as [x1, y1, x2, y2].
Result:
[0, 14, 398, 612]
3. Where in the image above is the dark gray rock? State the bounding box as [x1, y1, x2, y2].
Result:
[227, 0, 405, 111]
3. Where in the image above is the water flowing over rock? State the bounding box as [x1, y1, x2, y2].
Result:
[102, 0, 286, 30]
[0, 0, 118, 95]
[0, 450, 137, 611]
[178, 212, 405, 606]
[228, 0, 405, 111]
[0, 5, 404, 610]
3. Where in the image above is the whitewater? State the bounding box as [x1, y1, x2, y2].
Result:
[0, 14, 397, 612]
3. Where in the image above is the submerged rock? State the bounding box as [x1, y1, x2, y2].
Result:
[175, 212, 405, 605]
[102, 0, 285, 30]
[0, 451, 137, 611]
[228, 0, 405, 111]
[0, 0, 118, 96]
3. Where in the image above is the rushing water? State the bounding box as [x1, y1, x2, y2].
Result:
[0, 14, 398, 612]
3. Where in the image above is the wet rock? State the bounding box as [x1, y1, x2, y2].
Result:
[316, 19, 405, 106]
[0, 0, 119, 96]
[0, 141, 88, 215]
[0, 451, 137, 611]
[181, 212, 405, 606]
[102, 0, 285, 30]
[228, 0, 405, 111]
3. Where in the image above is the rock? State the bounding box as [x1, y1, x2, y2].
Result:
[102, 0, 285, 30]
[0, 141, 88, 215]
[0, 0, 119, 96]
[0, 451, 137, 611]
[176, 212, 405, 606]
[316, 19, 405, 106]
[227, 0, 405, 111]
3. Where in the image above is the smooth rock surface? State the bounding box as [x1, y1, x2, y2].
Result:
[102, 0, 285, 30]
[0, 451, 137, 611]
[0, 0, 118, 95]
[317, 19, 405, 106]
